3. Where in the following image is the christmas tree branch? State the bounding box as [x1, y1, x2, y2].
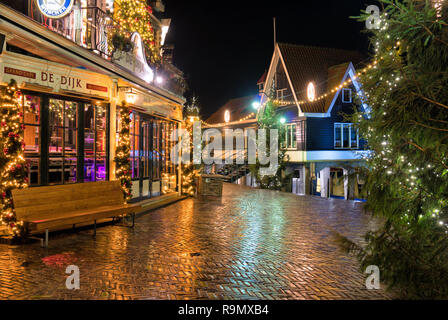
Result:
[410, 92, 448, 110]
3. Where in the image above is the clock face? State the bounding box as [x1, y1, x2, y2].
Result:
[36, 0, 75, 19]
[307, 82, 316, 102]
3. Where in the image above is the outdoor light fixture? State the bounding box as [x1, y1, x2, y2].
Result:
[156, 76, 164, 84]
[252, 102, 260, 110]
[280, 117, 286, 124]
[224, 110, 230, 123]
[307, 82, 316, 102]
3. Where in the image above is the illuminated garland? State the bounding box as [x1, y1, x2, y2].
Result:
[113, 0, 160, 64]
[182, 113, 200, 197]
[271, 59, 380, 107]
[114, 101, 132, 202]
[0, 80, 27, 236]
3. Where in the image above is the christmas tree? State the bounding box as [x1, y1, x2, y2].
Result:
[249, 97, 288, 190]
[114, 101, 132, 202]
[339, 0, 448, 298]
[113, 0, 160, 64]
[0, 80, 27, 236]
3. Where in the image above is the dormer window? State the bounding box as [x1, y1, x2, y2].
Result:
[342, 88, 352, 103]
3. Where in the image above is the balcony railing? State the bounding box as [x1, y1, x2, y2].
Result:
[28, 5, 185, 97]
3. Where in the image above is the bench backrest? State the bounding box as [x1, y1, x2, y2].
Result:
[12, 180, 125, 221]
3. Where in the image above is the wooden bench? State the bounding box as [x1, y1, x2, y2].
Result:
[11, 180, 142, 247]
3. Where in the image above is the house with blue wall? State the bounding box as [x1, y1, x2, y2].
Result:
[259, 43, 369, 200]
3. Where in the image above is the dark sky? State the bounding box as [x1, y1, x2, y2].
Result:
[164, 0, 374, 119]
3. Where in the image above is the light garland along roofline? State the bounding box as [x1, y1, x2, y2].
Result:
[271, 58, 382, 107]
[202, 112, 257, 128]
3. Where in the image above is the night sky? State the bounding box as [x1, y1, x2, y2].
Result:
[164, 0, 375, 119]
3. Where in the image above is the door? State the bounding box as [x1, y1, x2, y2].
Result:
[292, 166, 305, 195]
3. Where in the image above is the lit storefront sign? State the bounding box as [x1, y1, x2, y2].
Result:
[2, 62, 110, 99]
[36, 0, 75, 19]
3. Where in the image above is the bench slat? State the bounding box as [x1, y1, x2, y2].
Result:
[14, 189, 124, 212]
[27, 205, 139, 232]
[11, 181, 141, 235]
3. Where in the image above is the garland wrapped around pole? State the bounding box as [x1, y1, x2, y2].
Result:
[181, 97, 201, 196]
[0, 80, 27, 236]
[114, 101, 132, 203]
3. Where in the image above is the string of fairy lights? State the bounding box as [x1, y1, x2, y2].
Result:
[114, 102, 133, 203]
[112, 0, 160, 64]
[0, 81, 27, 236]
[272, 59, 380, 107]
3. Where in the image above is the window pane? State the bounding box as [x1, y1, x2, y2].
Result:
[342, 124, 350, 148]
[292, 124, 297, 148]
[96, 157, 107, 181]
[153, 121, 160, 180]
[49, 99, 64, 127]
[334, 124, 342, 148]
[64, 154, 77, 184]
[49, 158, 63, 185]
[49, 99, 78, 185]
[24, 125, 40, 153]
[95, 105, 107, 181]
[84, 158, 95, 182]
[24, 95, 40, 125]
[350, 127, 358, 148]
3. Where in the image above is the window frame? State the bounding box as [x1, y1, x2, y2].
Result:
[334, 123, 359, 150]
[276, 88, 288, 101]
[342, 88, 352, 103]
[284, 123, 297, 150]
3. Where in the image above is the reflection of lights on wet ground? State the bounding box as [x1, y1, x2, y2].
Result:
[42, 252, 76, 268]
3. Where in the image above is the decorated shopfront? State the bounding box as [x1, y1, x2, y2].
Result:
[0, 0, 185, 236]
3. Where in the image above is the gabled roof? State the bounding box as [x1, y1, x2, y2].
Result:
[206, 95, 257, 124]
[264, 43, 364, 113]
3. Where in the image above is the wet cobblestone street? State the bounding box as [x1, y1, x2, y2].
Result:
[0, 184, 391, 300]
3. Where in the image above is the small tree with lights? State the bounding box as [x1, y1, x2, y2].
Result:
[0, 80, 27, 236]
[336, 0, 448, 298]
[114, 101, 132, 202]
[249, 98, 288, 190]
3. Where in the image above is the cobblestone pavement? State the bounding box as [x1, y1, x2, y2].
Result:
[0, 184, 392, 300]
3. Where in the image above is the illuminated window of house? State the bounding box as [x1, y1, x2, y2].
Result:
[334, 123, 358, 149]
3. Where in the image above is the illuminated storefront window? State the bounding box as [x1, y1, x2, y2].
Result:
[49, 99, 78, 185]
[119, 110, 179, 199]
[20, 94, 41, 186]
[19, 93, 109, 186]
[84, 103, 107, 182]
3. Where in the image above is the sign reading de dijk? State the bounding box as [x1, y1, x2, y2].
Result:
[41, 72, 82, 89]
[3, 66, 108, 96]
